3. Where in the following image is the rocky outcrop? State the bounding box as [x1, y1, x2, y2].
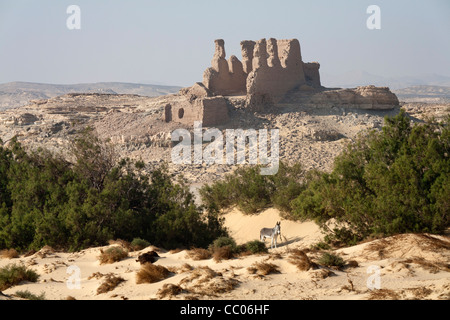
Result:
[284, 85, 399, 109]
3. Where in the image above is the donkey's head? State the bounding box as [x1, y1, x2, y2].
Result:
[275, 221, 281, 235]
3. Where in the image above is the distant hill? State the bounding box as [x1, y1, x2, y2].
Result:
[393, 85, 450, 103]
[0, 82, 182, 110]
[321, 71, 450, 90]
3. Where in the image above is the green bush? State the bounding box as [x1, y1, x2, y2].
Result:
[200, 162, 305, 215]
[0, 129, 228, 252]
[211, 236, 237, 251]
[98, 246, 128, 264]
[14, 290, 46, 300]
[318, 252, 345, 268]
[292, 111, 450, 244]
[0, 264, 39, 291]
[130, 238, 151, 251]
[244, 240, 268, 254]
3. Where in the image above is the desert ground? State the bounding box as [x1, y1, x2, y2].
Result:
[1, 207, 449, 300]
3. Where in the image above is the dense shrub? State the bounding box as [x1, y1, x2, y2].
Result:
[98, 247, 128, 264]
[0, 128, 227, 252]
[130, 238, 151, 251]
[244, 240, 268, 254]
[318, 252, 345, 268]
[292, 111, 450, 244]
[200, 162, 305, 214]
[210, 236, 237, 251]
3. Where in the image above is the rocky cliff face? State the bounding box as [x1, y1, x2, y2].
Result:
[283, 85, 399, 110]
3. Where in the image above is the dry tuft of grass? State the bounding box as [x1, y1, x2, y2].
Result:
[408, 286, 433, 299]
[186, 248, 211, 261]
[288, 249, 314, 271]
[368, 289, 402, 300]
[98, 246, 128, 264]
[178, 266, 239, 297]
[403, 257, 450, 273]
[88, 272, 105, 280]
[346, 260, 359, 268]
[247, 262, 280, 276]
[179, 266, 217, 285]
[156, 283, 184, 299]
[97, 273, 125, 295]
[415, 234, 450, 251]
[0, 249, 19, 259]
[213, 246, 233, 263]
[136, 263, 171, 284]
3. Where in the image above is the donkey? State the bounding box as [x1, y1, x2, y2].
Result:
[260, 221, 281, 249]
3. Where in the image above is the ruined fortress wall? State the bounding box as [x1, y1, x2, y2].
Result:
[303, 62, 322, 88]
[203, 38, 315, 101]
[202, 40, 247, 96]
[200, 97, 229, 126]
[164, 94, 229, 127]
[164, 100, 202, 126]
[246, 38, 307, 101]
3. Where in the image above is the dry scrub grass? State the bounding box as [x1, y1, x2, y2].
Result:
[368, 289, 402, 300]
[288, 249, 314, 271]
[97, 273, 125, 294]
[408, 287, 433, 299]
[0, 249, 19, 259]
[186, 248, 211, 261]
[178, 266, 239, 297]
[136, 263, 171, 284]
[98, 246, 128, 264]
[402, 257, 450, 273]
[365, 234, 450, 260]
[213, 246, 233, 262]
[156, 283, 184, 299]
[247, 262, 280, 276]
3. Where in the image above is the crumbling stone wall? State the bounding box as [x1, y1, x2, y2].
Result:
[164, 82, 229, 126]
[303, 62, 321, 88]
[164, 37, 398, 127]
[202, 40, 247, 96]
[202, 38, 320, 109]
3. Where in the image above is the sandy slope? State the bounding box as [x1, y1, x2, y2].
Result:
[1, 208, 449, 300]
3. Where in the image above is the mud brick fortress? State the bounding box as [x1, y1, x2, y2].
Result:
[164, 38, 399, 126]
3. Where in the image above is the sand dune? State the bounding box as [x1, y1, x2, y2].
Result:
[1, 208, 449, 300]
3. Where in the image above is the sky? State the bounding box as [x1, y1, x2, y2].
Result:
[0, 0, 449, 87]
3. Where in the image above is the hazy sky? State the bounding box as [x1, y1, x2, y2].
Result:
[0, 0, 449, 86]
